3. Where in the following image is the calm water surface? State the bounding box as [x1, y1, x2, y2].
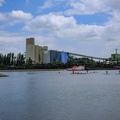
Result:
[0, 70, 120, 120]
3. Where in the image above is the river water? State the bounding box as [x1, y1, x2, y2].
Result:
[0, 70, 120, 120]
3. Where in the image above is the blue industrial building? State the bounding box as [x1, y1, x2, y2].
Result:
[43, 50, 68, 64]
[50, 50, 61, 63]
[61, 52, 68, 63]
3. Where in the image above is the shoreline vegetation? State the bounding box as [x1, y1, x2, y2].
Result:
[0, 52, 120, 73]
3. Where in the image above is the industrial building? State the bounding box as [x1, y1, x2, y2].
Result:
[111, 49, 120, 63]
[26, 38, 69, 64]
[26, 37, 48, 63]
[43, 50, 68, 64]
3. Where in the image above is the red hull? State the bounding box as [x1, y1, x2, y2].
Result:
[66, 66, 85, 71]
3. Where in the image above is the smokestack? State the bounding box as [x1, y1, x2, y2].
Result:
[116, 49, 118, 54]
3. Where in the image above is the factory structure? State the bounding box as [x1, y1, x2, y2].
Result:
[26, 37, 68, 64]
[111, 49, 120, 63]
[26, 37, 120, 65]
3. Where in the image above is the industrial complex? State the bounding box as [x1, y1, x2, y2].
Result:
[26, 37, 120, 64]
[26, 37, 68, 64]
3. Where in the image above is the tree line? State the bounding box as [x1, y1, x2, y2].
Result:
[0, 52, 118, 70]
[0, 53, 25, 69]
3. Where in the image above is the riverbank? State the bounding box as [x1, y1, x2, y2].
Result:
[0, 69, 65, 72]
[0, 68, 119, 72]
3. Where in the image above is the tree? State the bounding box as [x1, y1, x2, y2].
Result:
[26, 57, 33, 68]
[16, 53, 25, 66]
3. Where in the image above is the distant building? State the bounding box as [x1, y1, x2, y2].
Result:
[43, 51, 51, 64]
[61, 52, 68, 63]
[26, 37, 48, 63]
[26, 38, 68, 64]
[111, 49, 120, 63]
[26, 38, 35, 63]
[43, 50, 68, 64]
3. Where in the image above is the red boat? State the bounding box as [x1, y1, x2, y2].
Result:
[66, 65, 85, 71]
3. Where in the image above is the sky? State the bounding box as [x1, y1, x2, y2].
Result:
[0, 0, 120, 58]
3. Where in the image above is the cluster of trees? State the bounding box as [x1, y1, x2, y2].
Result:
[66, 57, 116, 69]
[0, 52, 118, 70]
[0, 53, 26, 69]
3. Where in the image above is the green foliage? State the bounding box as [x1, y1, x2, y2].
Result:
[0, 52, 25, 69]
[0, 52, 118, 70]
[16, 53, 25, 66]
[25, 57, 33, 68]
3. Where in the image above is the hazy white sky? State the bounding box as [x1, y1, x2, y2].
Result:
[0, 0, 120, 57]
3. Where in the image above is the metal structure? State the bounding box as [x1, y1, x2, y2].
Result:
[67, 52, 109, 61]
